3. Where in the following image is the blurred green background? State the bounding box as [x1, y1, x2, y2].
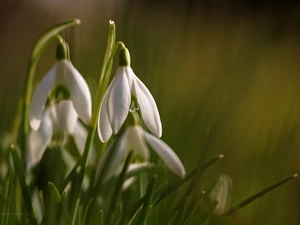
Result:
[1, 1, 300, 224]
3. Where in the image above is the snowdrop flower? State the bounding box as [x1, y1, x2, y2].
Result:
[28, 100, 90, 168]
[98, 47, 162, 142]
[30, 42, 92, 131]
[96, 112, 185, 182]
[201, 174, 232, 215]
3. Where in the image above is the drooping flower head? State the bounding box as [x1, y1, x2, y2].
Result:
[98, 47, 162, 142]
[28, 100, 91, 168]
[96, 112, 185, 182]
[30, 42, 92, 131]
[201, 174, 232, 215]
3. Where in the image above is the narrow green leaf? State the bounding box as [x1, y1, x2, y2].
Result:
[137, 175, 158, 225]
[71, 198, 80, 225]
[174, 196, 189, 225]
[1, 176, 13, 225]
[82, 199, 93, 225]
[183, 192, 206, 225]
[48, 182, 62, 204]
[226, 173, 298, 215]
[82, 163, 154, 204]
[106, 151, 133, 224]
[90, 20, 116, 126]
[10, 144, 38, 225]
[128, 155, 223, 222]
[153, 154, 224, 206]
[118, 186, 136, 225]
[99, 210, 104, 225]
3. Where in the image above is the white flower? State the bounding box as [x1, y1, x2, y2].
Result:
[201, 174, 232, 215]
[28, 100, 91, 168]
[96, 125, 185, 182]
[98, 48, 162, 143]
[30, 59, 92, 131]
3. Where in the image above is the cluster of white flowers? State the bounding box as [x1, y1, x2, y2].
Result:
[28, 41, 185, 180]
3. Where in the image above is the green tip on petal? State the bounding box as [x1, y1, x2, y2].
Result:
[119, 47, 131, 66]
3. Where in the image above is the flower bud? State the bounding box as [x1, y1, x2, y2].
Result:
[56, 42, 68, 60]
[119, 47, 131, 66]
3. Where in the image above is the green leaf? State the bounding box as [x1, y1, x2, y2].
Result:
[10, 144, 38, 225]
[106, 151, 133, 224]
[90, 20, 116, 126]
[226, 173, 298, 215]
[136, 175, 158, 225]
[48, 182, 62, 204]
[128, 154, 224, 223]
[153, 154, 224, 206]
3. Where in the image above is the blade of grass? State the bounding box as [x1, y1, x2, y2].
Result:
[118, 186, 136, 225]
[106, 151, 133, 224]
[226, 173, 298, 215]
[10, 144, 37, 225]
[136, 175, 158, 225]
[128, 154, 223, 222]
[153, 154, 224, 206]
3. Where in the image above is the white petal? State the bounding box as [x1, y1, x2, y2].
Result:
[29, 64, 56, 131]
[144, 131, 185, 178]
[54, 100, 77, 133]
[126, 126, 149, 161]
[122, 177, 137, 190]
[64, 61, 92, 125]
[107, 67, 131, 134]
[72, 120, 96, 164]
[95, 132, 127, 182]
[128, 68, 162, 137]
[27, 110, 53, 168]
[71, 121, 87, 155]
[60, 149, 77, 175]
[98, 83, 113, 143]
